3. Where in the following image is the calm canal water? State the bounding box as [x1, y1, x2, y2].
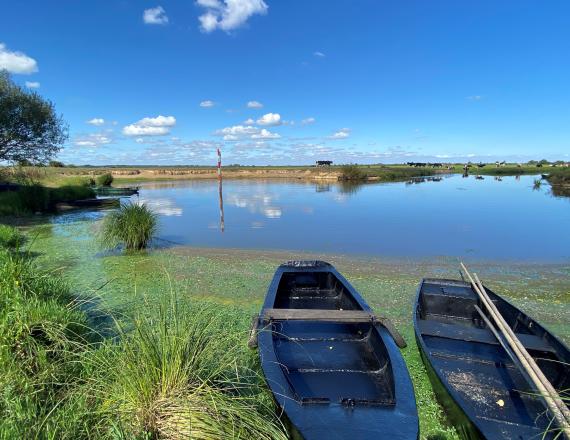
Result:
[123, 174, 570, 262]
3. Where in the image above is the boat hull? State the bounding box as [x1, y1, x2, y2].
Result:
[258, 261, 418, 440]
[414, 278, 570, 440]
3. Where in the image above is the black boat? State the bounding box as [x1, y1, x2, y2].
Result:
[414, 278, 570, 439]
[254, 261, 418, 440]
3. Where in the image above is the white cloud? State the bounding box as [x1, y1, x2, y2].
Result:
[216, 125, 258, 137]
[301, 117, 315, 125]
[243, 118, 255, 124]
[251, 128, 280, 139]
[215, 124, 280, 141]
[87, 118, 105, 126]
[73, 132, 112, 148]
[123, 115, 176, 136]
[135, 138, 145, 144]
[313, 51, 325, 57]
[247, 100, 263, 108]
[197, 0, 268, 33]
[466, 95, 482, 101]
[329, 128, 351, 139]
[143, 6, 169, 25]
[25, 81, 40, 89]
[257, 112, 281, 126]
[200, 100, 215, 108]
[0, 43, 38, 74]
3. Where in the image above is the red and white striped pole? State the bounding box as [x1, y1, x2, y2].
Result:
[217, 148, 222, 179]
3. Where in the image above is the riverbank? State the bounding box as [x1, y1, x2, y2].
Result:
[5, 163, 564, 186]
[22, 214, 570, 439]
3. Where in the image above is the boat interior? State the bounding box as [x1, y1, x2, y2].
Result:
[269, 270, 396, 406]
[416, 279, 570, 428]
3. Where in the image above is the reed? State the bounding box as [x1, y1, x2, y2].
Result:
[99, 202, 158, 250]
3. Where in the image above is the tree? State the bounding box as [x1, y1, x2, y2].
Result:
[0, 71, 68, 164]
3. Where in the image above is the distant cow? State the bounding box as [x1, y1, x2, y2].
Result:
[316, 160, 333, 167]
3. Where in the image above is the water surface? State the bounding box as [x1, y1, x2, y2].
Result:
[124, 175, 569, 262]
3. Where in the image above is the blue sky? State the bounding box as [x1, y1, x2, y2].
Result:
[2, 0, 569, 165]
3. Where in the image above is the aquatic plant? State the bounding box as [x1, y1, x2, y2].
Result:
[0, 224, 25, 249]
[100, 202, 158, 250]
[533, 179, 542, 189]
[96, 173, 113, 187]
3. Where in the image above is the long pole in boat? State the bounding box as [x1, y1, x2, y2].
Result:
[217, 148, 225, 232]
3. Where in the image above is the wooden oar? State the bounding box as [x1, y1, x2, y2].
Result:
[460, 263, 570, 438]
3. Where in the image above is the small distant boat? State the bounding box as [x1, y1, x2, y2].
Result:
[414, 278, 570, 439]
[253, 261, 418, 440]
[94, 186, 139, 196]
[55, 198, 120, 211]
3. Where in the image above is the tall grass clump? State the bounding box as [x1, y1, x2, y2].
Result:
[96, 173, 114, 187]
[88, 294, 288, 439]
[0, 224, 25, 249]
[0, 249, 96, 438]
[100, 202, 158, 250]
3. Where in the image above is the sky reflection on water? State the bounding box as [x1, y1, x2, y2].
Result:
[120, 175, 569, 262]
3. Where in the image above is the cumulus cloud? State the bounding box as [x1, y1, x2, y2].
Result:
[215, 124, 280, 141]
[313, 51, 325, 57]
[329, 128, 351, 139]
[25, 81, 40, 89]
[247, 100, 263, 108]
[87, 118, 105, 126]
[123, 115, 176, 136]
[73, 132, 113, 148]
[197, 0, 268, 33]
[301, 117, 315, 125]
[0, 43, 38, 74]
[143, 6, 169, 25]
[257, 112, 281, 126]
[243, 118, 255, 124]
[199, 100, 215, 108]
[251, 128, 280, 139]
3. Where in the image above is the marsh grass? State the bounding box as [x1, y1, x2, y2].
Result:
[0, 224, 25, 248]
[100, 202, 158, 250]
[86, 289, 288, 439]
[0, 243, 288, 439]
[96, 173, 114, 187]
[0, 184, 95, 216]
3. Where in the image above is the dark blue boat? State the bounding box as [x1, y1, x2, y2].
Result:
[255, 261, 418, 440]
[414, 278, 570, 439]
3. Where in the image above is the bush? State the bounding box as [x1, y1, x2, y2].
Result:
[339, 164, 367, 181]
[48, 160, 65, 167]
[0, 225, 25, 249]
[100, 202, 158, 250]
[96, 173, 113, 187]
[546, 168, 570, 185]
